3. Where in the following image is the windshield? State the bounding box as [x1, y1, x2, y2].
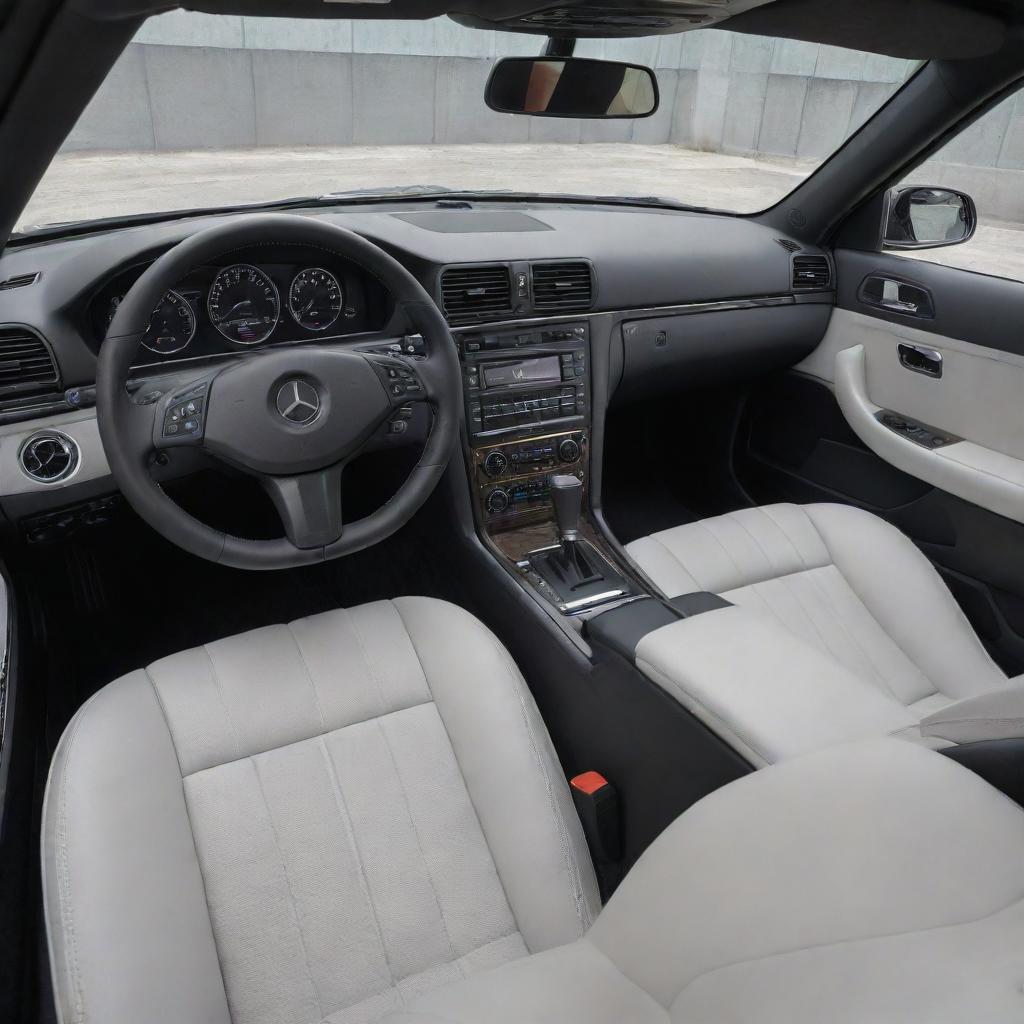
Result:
[17, 13, 916, 234]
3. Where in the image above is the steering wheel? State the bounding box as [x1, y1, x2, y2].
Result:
[96, 215, 461, 571]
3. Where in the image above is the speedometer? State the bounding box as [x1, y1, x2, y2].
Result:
[207, 264, 280, 345]
[289, 268, 343, 331]
[142, 290, 196, 355]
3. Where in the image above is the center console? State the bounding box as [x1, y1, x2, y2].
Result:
[458, 321, 636, 615]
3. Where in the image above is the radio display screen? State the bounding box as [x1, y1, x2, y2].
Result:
[482, 355, 562, 388]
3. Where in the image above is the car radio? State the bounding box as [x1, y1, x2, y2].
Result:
[460, 323, 589, 440]
[459, 322, 590, 529]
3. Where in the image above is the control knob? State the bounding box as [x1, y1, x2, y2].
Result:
[483, 450, 509, 477]
[558, 437, 581, 464]
[485, 488, 510, 514]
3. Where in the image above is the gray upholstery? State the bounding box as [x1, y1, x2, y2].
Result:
[42, 598, 599, 1024]
[625, 502, 1018, 762]
[384, 739, 1024, 1023]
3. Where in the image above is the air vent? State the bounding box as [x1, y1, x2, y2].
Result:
[523, 8, 690, 30]
[775, 238, 801, 254]
[531, 262, 594, 312]
[0, 272, 40, 291]
[792, 254, 832, 290]
[19, 431, 79, 484]
[439, 265, 513, 325]
[0, 327, 59, 396]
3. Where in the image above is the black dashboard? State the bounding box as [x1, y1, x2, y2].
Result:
[0, 199, 834, 529]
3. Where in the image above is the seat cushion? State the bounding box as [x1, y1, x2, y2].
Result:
[384, 739, 1024, 1023]
[42, 597, 599, 1024]
[625, 503, 1006, 715]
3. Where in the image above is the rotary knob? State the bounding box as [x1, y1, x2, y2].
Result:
[483, 450, 509, 477]
[558, 438, 581, 464]
[486, 488, 510, 514]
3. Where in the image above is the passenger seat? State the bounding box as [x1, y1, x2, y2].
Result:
[624, 503, 1024, 764]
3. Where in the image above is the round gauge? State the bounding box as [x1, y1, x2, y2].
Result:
[141, 290, 196, 355]
[289, 268, 344, 332]
[207, 264, 280, 345]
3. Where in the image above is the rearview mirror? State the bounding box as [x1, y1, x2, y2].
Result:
[883, 186, 977, 250]
[485, 57, 659, 119]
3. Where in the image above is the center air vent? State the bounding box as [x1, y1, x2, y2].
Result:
[440, 265, 513, 325]
[19, 431, 79, 484]
[0, 326, 59, 396]
[531, 262, 594, 312]
[792, 254, 832, 290]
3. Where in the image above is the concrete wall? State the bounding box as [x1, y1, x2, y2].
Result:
[60, 14, 1024, 222]
[63, 17, 915, 157]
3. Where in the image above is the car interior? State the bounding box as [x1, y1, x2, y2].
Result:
[4, 0, 1024, 1021]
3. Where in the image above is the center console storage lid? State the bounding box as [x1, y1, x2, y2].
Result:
[633, 605, 924, 768]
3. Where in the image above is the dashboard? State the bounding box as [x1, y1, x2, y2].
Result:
[86, 243, 392, 366]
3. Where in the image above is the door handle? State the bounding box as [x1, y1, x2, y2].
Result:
[898, 343, 943, 378]
[859, 275, 934, 318]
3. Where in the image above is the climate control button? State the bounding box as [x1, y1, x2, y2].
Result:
[486, 488, 510, 514]
[483, 450, 509, 477]
[558, 438, 581, 464]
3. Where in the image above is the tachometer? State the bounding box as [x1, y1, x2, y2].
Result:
[289, 268, 343, 332]
[207, 264, 280, 345]
[141, 290, 196, 355]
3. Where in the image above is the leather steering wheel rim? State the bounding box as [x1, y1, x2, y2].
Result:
[96, 214, 461, 571]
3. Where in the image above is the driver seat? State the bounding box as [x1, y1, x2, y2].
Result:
[42, 597, 600, 1024]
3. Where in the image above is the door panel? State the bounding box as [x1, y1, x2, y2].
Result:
[741, 243, 1024, 672]
[792, 249, 1024, 524]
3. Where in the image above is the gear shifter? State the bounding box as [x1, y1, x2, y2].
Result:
[549, 474, 583, 546]
[526, 471, 632, 612]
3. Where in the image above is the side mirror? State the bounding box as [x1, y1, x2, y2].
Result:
[883, 186, 977, 250]
[485, 57, 659, 119]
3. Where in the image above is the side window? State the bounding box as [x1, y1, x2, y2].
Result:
[890, 87, 1024, 281]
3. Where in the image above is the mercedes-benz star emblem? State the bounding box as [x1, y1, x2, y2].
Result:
[276, 380, 321, 426]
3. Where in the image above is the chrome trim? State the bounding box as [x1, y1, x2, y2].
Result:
[563, 589, 627, 611]
[448, 294, 803, 333]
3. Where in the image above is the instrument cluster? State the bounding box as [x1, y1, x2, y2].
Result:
[89, 245, 391, 365]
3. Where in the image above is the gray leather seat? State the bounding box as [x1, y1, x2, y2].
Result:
[42, 598, 600, 1024]
[625, 502, 1022, 763]
[43, 596, 1024, 1023]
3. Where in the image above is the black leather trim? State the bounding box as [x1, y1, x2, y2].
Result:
[669, 592, 732, 617]
[941, 738, 1024, 809]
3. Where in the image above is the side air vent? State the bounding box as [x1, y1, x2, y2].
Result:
[0, 272, 40, 291]
[775, 238, 801, 254]
[19, 431, 79, 484]
[0, 326, 59, 396]
[439, 265, 513, 325]
[792, 254, 832, 290]
[531, 261, 594, 312]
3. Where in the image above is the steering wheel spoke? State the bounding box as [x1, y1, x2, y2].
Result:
[151, 375, 215, 451]
[262, 463, 345, 550]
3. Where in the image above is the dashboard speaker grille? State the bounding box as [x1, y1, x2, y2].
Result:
[531, 262, 594, 311]
[440, 265, 513, 324]
[792, 254, 832, 290]
[0, 326, 59, 397]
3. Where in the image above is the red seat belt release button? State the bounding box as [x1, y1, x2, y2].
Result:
[570, 771, 621, 864]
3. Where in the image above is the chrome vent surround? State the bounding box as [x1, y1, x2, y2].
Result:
[792, 253, 832, 290]
[0, 326, 59, 396]
[0, 272, 40, 291]
[440, 265, 513, 325]
[775, 238, 801, 254]
[19, 431, 80, 484]
[531, 261, 594, 311]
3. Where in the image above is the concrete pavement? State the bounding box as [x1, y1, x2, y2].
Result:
[19, 143, 1024, 282]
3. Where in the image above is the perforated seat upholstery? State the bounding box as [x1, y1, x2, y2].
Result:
[42, 598, 599, 1024]
[624, 503, 1014, 759]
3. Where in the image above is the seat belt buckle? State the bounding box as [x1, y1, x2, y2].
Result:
[570, 771, 622, 864]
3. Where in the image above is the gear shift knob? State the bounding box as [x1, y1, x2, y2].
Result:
[549, 474, 583, 542]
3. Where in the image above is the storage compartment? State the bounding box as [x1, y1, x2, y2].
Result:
[613, 304, 830, 404]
